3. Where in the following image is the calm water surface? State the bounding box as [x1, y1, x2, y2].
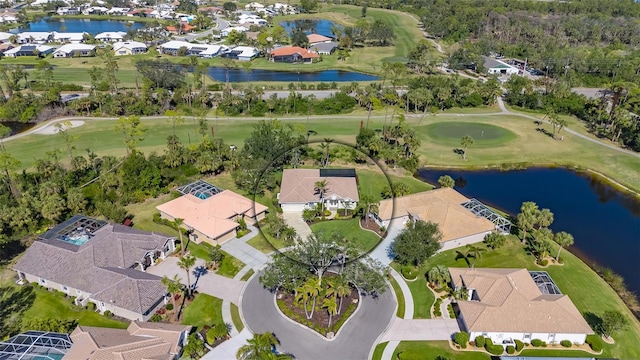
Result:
[15, 19, 144, 34]
[206, 68, 378, 82]
[418, 167, 640, 294]
[280, 19, 339, 37]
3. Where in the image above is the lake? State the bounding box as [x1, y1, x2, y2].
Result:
[417, 167, 640, 294]
[206, 68, 378, 82]
[280, 19, 339, 37]
[15, 18, 145, 34]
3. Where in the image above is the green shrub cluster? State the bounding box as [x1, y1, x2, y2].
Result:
[586, 334, 603, 352]
[149, 313, 162, 322]
[433, 298, 443, 317]
[539, 259, 548, 266]
[103, 310, 113, 317]
[474, 335, 485, 348]
[484, 339, 504, 355]
[515, 340, 524, 351]
[506, 345, 515, 354]
[531, 339, 543, 347]
[166, 303, 174, 311]
[560, 340, 572, 347]
[86, 302, 96, 311]
[453, 331, 469, 348]
[401, 266, 417, 280]
[447, 303, 455, 318]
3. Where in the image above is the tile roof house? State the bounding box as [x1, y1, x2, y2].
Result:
[13, 216, 176, 321]
[96, 31, 127, 42]
[278, 169, 359, 212]
[113, 41, 148, 55]
[4, 44, 54, 57]
[307, 33, 332, 45]
[309, 41, 338, 55]
[375, 188, 495, 251]
[156, 189, 268, 245]
[64, 321, 191, 360]
[270, 46, 319, 63]
[53, 43, 96, 58]
[483, 56, 519, 75]
[449, 268, 594, 346]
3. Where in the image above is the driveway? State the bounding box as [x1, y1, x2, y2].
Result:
[242, 274, 396, 360]
[220, 226, 269, 269]
[147, 256, 244, 304]
[380, 318, 459, 342]
[282, 212, 313, 241]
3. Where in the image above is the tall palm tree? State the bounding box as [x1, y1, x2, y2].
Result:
[314, 180, 329, 212]
[322, 295, 338, 328]
[178, 255, 196, 298]
[320, 138, 334, 167]
[517, 202, 539, 244]
[161, 274, 183, 321]
[465, 244, 486, 269]
[173, 218, 185, 255]
[332, 275, 351, 314]
[299, 277, 322, 319]
[427, 265, 450, 288]
[537, 208, 554, 229]
[236, 332, 292, 360]
[281, 226, 297, 245]
[553, 231, 574, 261]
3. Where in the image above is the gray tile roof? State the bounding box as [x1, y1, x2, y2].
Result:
[310, 41, 338, 53]
[14, 222, 174, 315]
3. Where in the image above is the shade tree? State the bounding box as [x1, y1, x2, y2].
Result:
[392, 220, 442, 266]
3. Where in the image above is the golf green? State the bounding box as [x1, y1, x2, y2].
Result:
[424, 121, 516, 147]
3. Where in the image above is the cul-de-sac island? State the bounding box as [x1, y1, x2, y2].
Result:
[0, 0, 638, 359]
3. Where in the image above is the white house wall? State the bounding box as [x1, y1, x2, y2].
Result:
[469, 331, 587, 345]
[439, 231, 491, 252]
[281, 203, 306, 212]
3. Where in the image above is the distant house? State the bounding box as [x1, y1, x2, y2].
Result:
[156, 180, 268, 245]
[4, 44, 54, 57]
[106, 7, 130, 16]
[158, 40, 225, 57]
[244, 1, 265, 10]
[375, 188, 504, 251]
[56, 7, 80, 15]
[83, 6, 109, 15]
[450, 267, 594, 347]
[278, 168, 359, 212]
[483, 56, 519, 75]
[18, 32, 53, 44]
[0, 43, 15, 54]
[53, 43, 96, 57]
[113, 41, 147, 55]
[166, 23, 195, 33]
[52, 32, 87, 43]
[65, 322, 192, 360]
[221, 45, 259, 61]
[13, 215, 176, 321]
[127, 8, 154, 17]
[95, 31, 127, 42]
[0, 31, 12, 43]
[221, 26, 249, 37]
[307, 33, 332, 45]
[270, 46, 319, 63]
[310, 41, 338, 55]
[238, 14, 267, 26]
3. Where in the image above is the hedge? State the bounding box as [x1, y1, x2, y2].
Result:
[484, 339, 504, 355]
[560, 340, 572, 347]
[531, 339, 543, 347]
[474, 335, 485, 348]
[401, 266, 417, 280]
[586, 334, 603, 352]
[454, 332, 469, 348]
[166, 303, 174, 311]
[515, 339, 524, 351]
[506, 345, 515, 354]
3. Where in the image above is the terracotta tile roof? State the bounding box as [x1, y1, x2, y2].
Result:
[307, 33, 332, 44]
[270, 46, 319, 59]
[65, 322, 190, 360]
[166, 24, 195, 32]
[377, 188, 494, 241]
[449, 268, 594, 335]
[279, 169, 359, 204]
[156, 190, 267, 240]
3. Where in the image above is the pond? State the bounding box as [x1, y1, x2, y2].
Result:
[206, 68, 378, 82]
[14, 18, 145, 34]
[417, 167, 640, 295]
[279, 19, 339, 37]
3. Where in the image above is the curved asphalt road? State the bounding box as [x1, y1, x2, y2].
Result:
[242, 274, 395, 360]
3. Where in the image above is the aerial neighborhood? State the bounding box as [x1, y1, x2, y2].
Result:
[0, 0, 638, 360]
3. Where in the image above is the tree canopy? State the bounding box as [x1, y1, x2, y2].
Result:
[392, 220, 442, 266]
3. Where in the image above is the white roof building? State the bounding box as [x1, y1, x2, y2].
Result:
[113, 41, 147, 55]
[244, 2, 265, 10]
[0, 15, 18, 23]
[224, 45, 260, 61]
[221, 26, 249, 37]
[199, 44, 226, 58]
[106, 7, 130, 15]
[53, 43, 96, 57]
[4, 44, 54, 57]
[95, 31, 127, 42]
[53, 32, 87, 43]
[158, 40, 225, 57]
[0, 32, 13, 42]
[18, 32, 53, 44]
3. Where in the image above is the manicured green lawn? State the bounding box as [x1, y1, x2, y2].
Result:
[371, 342, 388, 360]
[391, 263, 434, 319]
[425, 122, 517, 148]
[519, 348, 598, 357]
[394, 237, 640, 359]
[246, 231, 286, 253]
[356, 168, 434, 202]
[181, 293, 223, 329]
[186, 242, 245, 278]
[240, 269, 255, 282]
[310, 218, 380, 252]
[230, 303, 244, 332]
[388, 275, 406, 318]
[126, 194, 179, 236]
[393, 341, 490, 360]
[23, 286, 128, 329]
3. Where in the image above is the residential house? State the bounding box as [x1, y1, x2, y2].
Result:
[53, 43, 96, 57]
[52, 32, 87, 43]
[64, 322, 192, 360]
[0, 14, 18, 23]
[4, 44, 54, 57]
[310, 41, 338, 55]
[82, 6, 109, 15]
[221, 26, 249, 37]
[158, 40, 224, 56]
[374, 188, 500, 251]
[156, 180, 267, 245]
[127, 8, 154, 17]
[56, 7, 80, 15]
[0, 43, 15, 54]
[18, 32, 53, 44]
[483, 56, 519, 75]
[0, 31, 13, 43]
[278, 168, 359, 212]
[106, 7, 130, 15]
[96, 31, 127, 42]
[238, 13, 267, 26]
[270, 46, 319, 63]
[199, 44, 226, 58]
[244, 2, 265, 10]
[221, 45, 259, 61]
[307, 33, 332, 45]
[449, 267, 594, 346]
[113, 41, 148, 55]
[271, 3, 297, 14]
[166, 23, 195, 34]
[13, 215, 176, 321]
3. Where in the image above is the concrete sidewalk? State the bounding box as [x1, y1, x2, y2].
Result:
[201, 328, 252, 360]
[221, 226, 269, 270]
[380, 318, 459, 342]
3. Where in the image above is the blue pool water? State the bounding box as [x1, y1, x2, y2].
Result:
[60, 233, 90, 246]
[206, 68, 379, 82]
[15, 18, 144, 34]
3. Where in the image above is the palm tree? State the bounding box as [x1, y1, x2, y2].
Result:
[427, 265, 450, 288]
[281, 226, 297, 245]
[465, 244, 486, 269]
[553, 231, 574, 261]
[537, 208, 554, 229]
[460, 135, 474, 160]
[517, 201, 539, 244]
[298, 277, 322, 319]
[314, 180, 329, 212]
[320, 138, 333, 167]
[332, 276, 351, 314]
[173, 218, 185, 255]
[236, 332, 292, 360]
[178, 255, 196, 298]
[532, 228, 554, 259]
[322, 295, 338, 328]
[161, 274, 183, 321]
[358, 195, 379, 225]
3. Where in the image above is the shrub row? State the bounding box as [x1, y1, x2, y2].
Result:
[586, 334, 603, 352]
[433, 298, 443, 317]
[401, 266, 417, 280]
[560, 340, 572, 347]
[453, 331, 469, 348]
[474, 335, 485, 348]
[447, 303, 455, 318]
[515, 339, 524, 351]
[506, 345, 515, 354]
[484, 339, 504, 355]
